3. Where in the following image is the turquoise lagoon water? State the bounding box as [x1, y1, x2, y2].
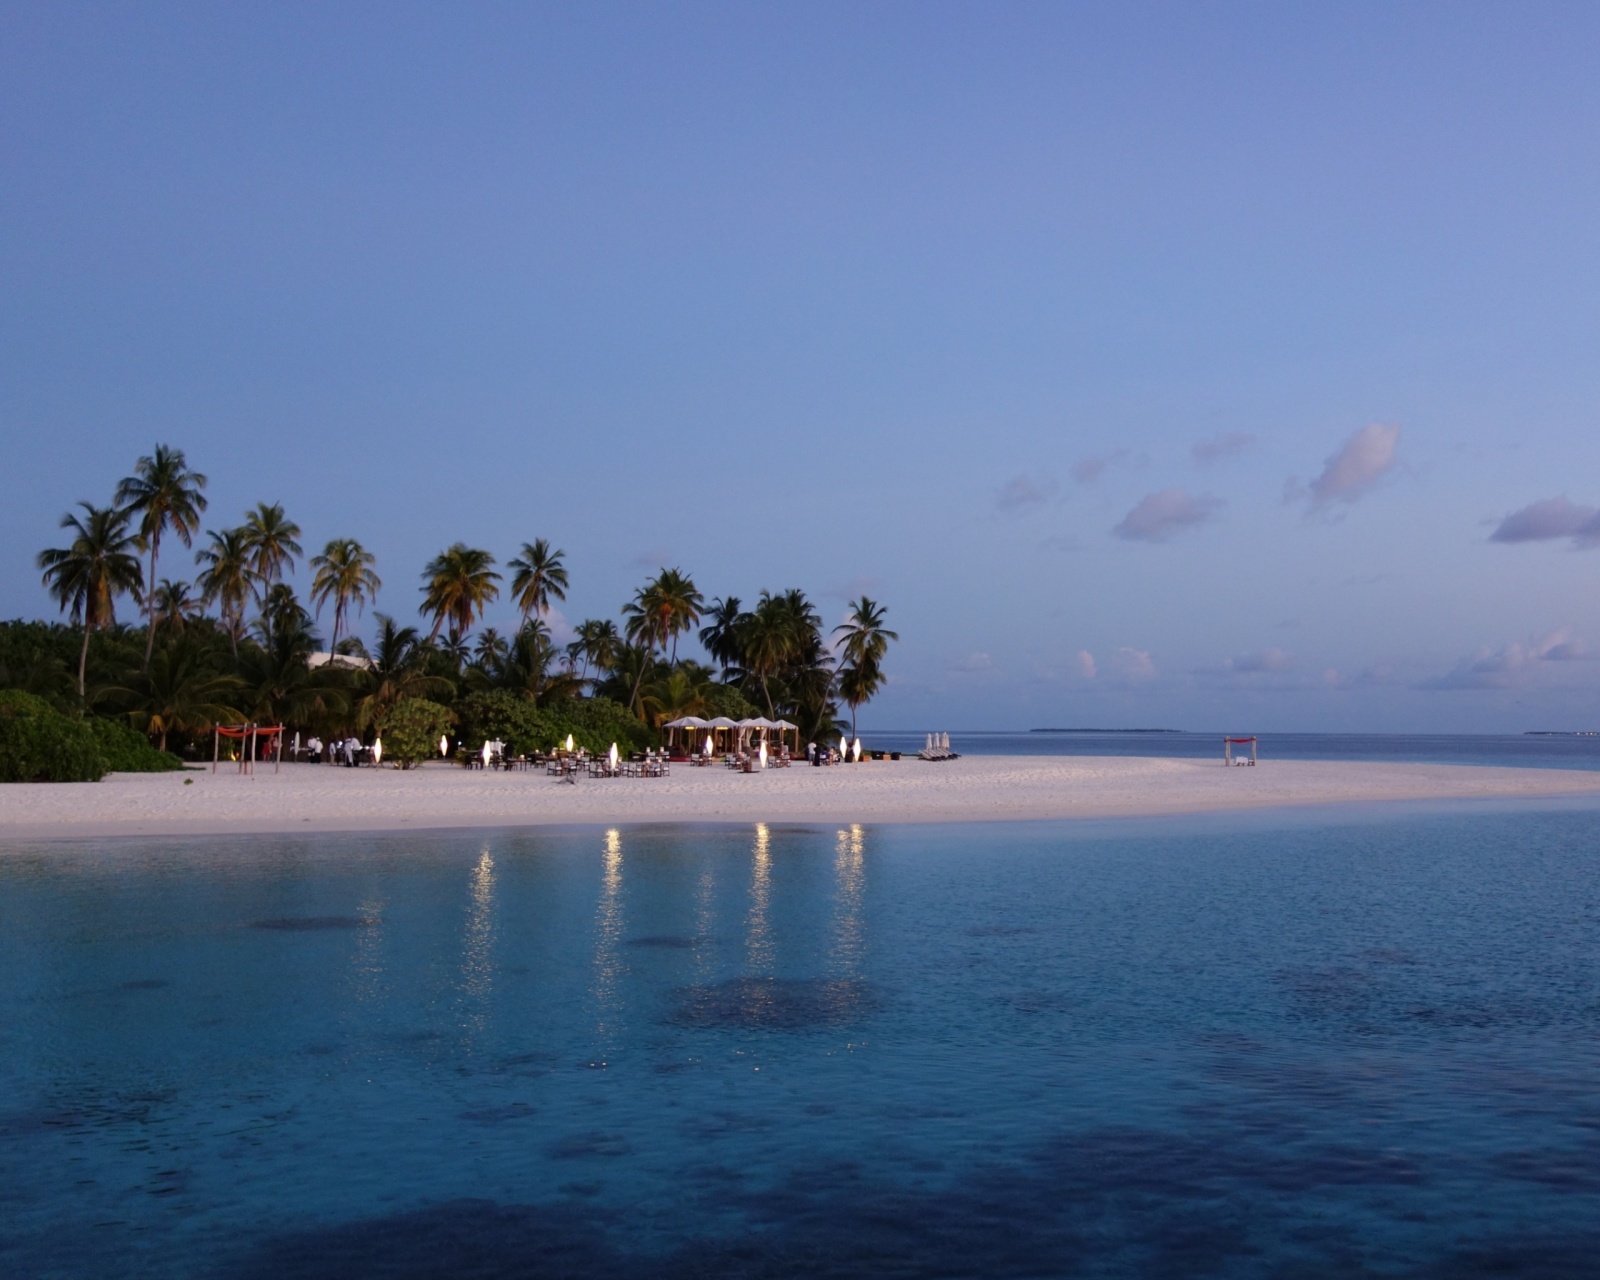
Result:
[4, 805, 1600, 1277]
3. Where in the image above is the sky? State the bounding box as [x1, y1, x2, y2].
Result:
[3, 1, 1600, 732]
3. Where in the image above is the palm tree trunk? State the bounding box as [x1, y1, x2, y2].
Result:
[77, 622, 91, 699]
[142, 535, 159, 673]
[330, 602, 343, 655]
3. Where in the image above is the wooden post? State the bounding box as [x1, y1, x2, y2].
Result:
[1250, 737, 1258, 766]
[1223, 737, 1231, 766]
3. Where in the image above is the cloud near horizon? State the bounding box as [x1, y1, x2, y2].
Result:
[1488, 496, 1600, 549]
[1074, 650, 1097, 679]
[1113, 489, 1222, 542]
[1072, 450, 1128, 484]
[1301, 423, 1401, 507]
[1418, 626, 1590, 691]
[1116, 647, 1156, 682]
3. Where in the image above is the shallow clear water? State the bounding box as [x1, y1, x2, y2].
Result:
[4, 806, 1600, 1277]
[867, 730, 1600, 770]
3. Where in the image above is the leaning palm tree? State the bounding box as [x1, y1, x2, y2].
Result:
[308, 538, 381, 654]
[114, 445, 208, 672]
[37, 503, 145, 698]
[195, 527, 257, 657]
[240, 502, 303, 594]
[507, 539, 569, 626]
[568, 618, 621, 684]
[419, 543, 500, 641]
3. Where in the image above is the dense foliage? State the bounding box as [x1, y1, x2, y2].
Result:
[6, 443, 901, 779]
[0, 689, 107, 783]
[377, 697, 455, 769]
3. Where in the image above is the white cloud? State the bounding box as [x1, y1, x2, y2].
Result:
[541, 606, 577, 646]
[1191, 432, 1255, 465]
[1418, 627, 1589, 691]
[951, 651, 993, 673]
[1305, 423, 1401, 507]
[1075, 650, 1096, 679]
[1489, 497, 1600, 548]
[1112, 489, 1222, 542]
[1116, 647, 1156, 682]
[994, 473, 1058, 513]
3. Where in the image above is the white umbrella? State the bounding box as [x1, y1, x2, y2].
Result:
[439, 734, 449, 757]
[707, 717, 739, 728]
[664, 715, 710, 728]
[372, 736, 383, 765]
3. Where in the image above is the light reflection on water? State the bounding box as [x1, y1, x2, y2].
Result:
[2, 808, 1600, 1277]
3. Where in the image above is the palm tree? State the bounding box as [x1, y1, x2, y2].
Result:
[507, 540, 568, 625]
[309, 538, 381, 654]
[114, 639, 243, 752]
[240, 502, 303, 593]
[833, 596, 897, 740]
[195, 527, 256, 657]
[114, 445, 208, 672]
[419, 544, 500, 641]
[568, 618, 620, 684]
[37, 503, 144, 697]
[739, 590, 803, 718]
[698, 596, 744, 678]
[149, 579, 204, 641]
[354, 613, 455, 730]
[639, 664, 714, 729]
[251, 583, 317, 651]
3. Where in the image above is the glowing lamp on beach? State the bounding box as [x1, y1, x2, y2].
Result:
[838, 736, 847, 760]
[439, 734, 449, 757]
[565, 734, 575, 753]
[759, 739, 768, 769]
[852, 737, 862, 762]
[703, 734, 713, 756]
[609, 742, 619, 770]
[481, 741, 492, 766]
[372, 737, 383, 765]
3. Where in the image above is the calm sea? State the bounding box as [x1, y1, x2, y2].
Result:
[4, 806, 1600, 1276]
[866, 729, 1600, 770]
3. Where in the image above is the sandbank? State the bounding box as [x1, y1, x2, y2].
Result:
[2, 755, 1599, 843]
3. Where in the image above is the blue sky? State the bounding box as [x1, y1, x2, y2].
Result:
[4, 2, 1600, 731]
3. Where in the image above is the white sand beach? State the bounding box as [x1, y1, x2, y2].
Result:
[3, 755, 1600, 842]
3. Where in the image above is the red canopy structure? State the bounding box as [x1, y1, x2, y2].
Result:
[1223, 736, 1257, 766]
[213, 724, 285, 774]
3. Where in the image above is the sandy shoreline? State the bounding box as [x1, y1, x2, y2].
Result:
[2, 755, 1599, 843]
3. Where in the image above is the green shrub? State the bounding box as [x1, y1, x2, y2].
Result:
[0, 689, 107, 783]
[703, 682, 760, 721]
[377, 697, 456, 768]
[87, 717, 186, 773]
[454, 691, 651, 759]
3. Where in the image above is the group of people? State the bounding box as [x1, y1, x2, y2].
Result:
[294, 734, 369, 766]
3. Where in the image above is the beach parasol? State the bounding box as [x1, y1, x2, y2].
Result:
[664, 716, 710, 728]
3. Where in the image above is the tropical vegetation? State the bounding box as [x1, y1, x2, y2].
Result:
[5, 444, 899, 778]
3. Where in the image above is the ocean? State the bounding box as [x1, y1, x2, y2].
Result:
[864, 729, 1600, 770]
[3, 805, 1600, 1276]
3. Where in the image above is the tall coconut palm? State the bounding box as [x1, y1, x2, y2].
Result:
[114, 445, 208, 671]
[195, 527, 256, 657]
[833, 596, 896, 740]
[240, 502, 303, 594]
[739, 591, 801, 718]
[419, 543, 500, 641]
[37, 503, 144, 697]
[309, 538, 381, 654]
[698, 596, 744, 678]
[507, 539, 568, 626]
[623, 567, 703, 668]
